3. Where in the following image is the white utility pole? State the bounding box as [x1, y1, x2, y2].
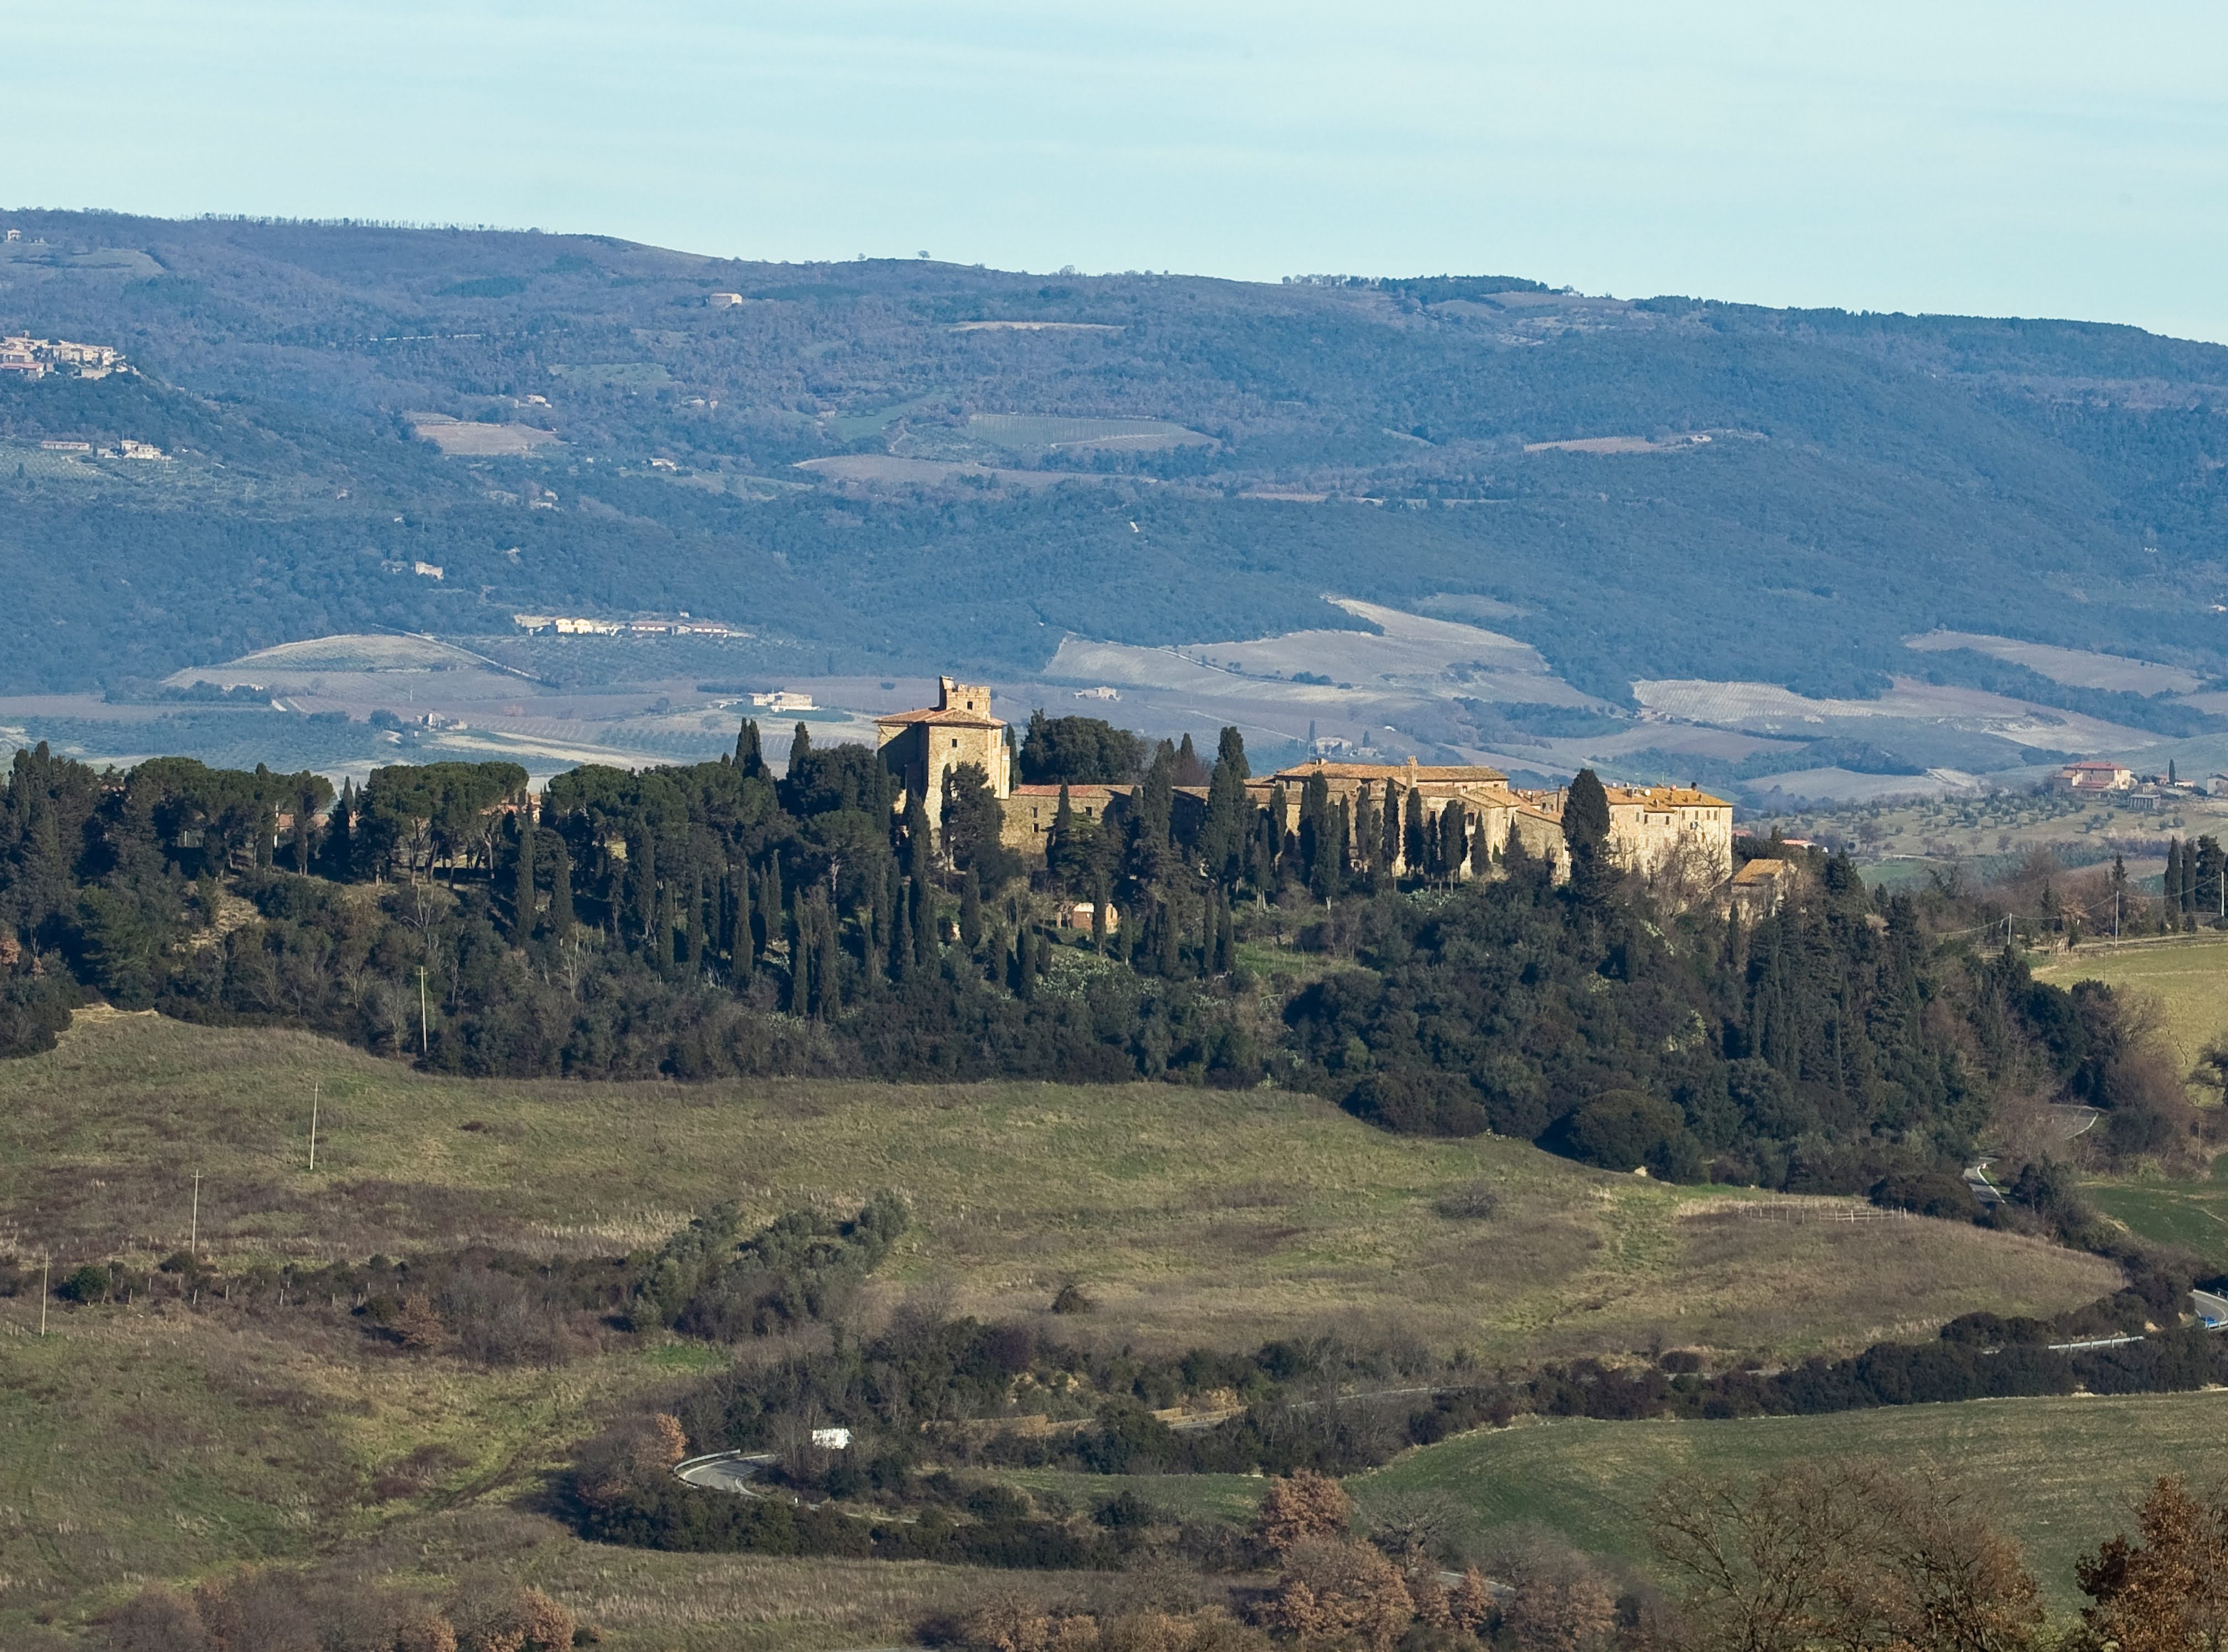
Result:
[417, 967, 429, 1055]
[307, 1081, 319, 1171]
[190, 1170, 201, 1259]
[39, 1256, 48, 1335]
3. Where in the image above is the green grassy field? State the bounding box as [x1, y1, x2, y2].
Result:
[0, 1306, 1149, 1646]
[2035, 932, 2228, 1084]
[1352, 1392, 2228, 1616]
[2085, 1158, 2228, 1271]
[0, 1011, 2134, 1642]
[0, 1012, 2117, 1364]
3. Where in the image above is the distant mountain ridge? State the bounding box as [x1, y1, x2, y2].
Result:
[3, 210, 2226, 758]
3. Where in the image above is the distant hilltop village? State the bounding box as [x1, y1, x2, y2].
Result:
[873, 675, 1742, 897]
[0, 333, 128, 380]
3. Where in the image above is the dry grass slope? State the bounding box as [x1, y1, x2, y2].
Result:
[0, 1013, 2117, 1364]
[1351, 1392, 2228, 1618]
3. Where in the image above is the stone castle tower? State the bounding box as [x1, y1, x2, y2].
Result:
[874, 675, 1011, 828]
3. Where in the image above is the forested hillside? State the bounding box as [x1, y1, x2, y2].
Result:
[1, 724, 2189, 1193]
[4, 211, 2228, 704]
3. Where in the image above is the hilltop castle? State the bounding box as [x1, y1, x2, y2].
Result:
[874, 676, 1733, 886]
[874, 676, 1012, 828]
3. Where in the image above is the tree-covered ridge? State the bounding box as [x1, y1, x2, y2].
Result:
[3, 212, 2228, 707]
[0, 727, 2178, 1191]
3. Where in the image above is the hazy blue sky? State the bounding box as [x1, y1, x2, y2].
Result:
[10, 2, 2226, 339]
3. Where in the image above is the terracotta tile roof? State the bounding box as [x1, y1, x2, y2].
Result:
[1271, 761, 1509, 783]
[874, 706, 1005, 729]
[1009, 783, 1131, 797]
[1601, 785, 1731, 808]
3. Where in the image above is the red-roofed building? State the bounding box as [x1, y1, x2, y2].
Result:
[2056, 760, 2135, 792]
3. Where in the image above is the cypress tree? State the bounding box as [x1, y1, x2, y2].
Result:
[960, 867, 982, 952]
[544, 832, 574, 935]
[910, 872, 933, 967]
[1353, 787, 1378, 882]
[1563, 769, 1612, 851]
[786, 892, 810, 1012]
[1216, 725, 1250, 781]
[1048, 784, 1075, 886]
[632, 830, 659, 951]
[1297, 772, 1328, 891]
[735, 717, 764, 777]
[1091, 880, 1110, 953]
[1267, 783, 1291, 878]
[761, 856, 784, 960]
[325, 778, 355, 880]
[1444, 802, 1468, 878]
[1381, 781, 1403, 874]
[1214, 892, 1234, 973]
[815, 895, 842, 1014]
[892, 883, 915, 982]
[1563, 769, 1614, 904]
[508, 820, 535, 940]
[1159, 895, 1182, 977]
[1504, 815, 1532, 875]
[1403, 786, 1427, 875]
[689, 869, 710, 969]
[788, 720, 812, 773]
[901, 787, 932, 880]
[1139, 741, 1176, 846]
[2168, 840, 2185, 916]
